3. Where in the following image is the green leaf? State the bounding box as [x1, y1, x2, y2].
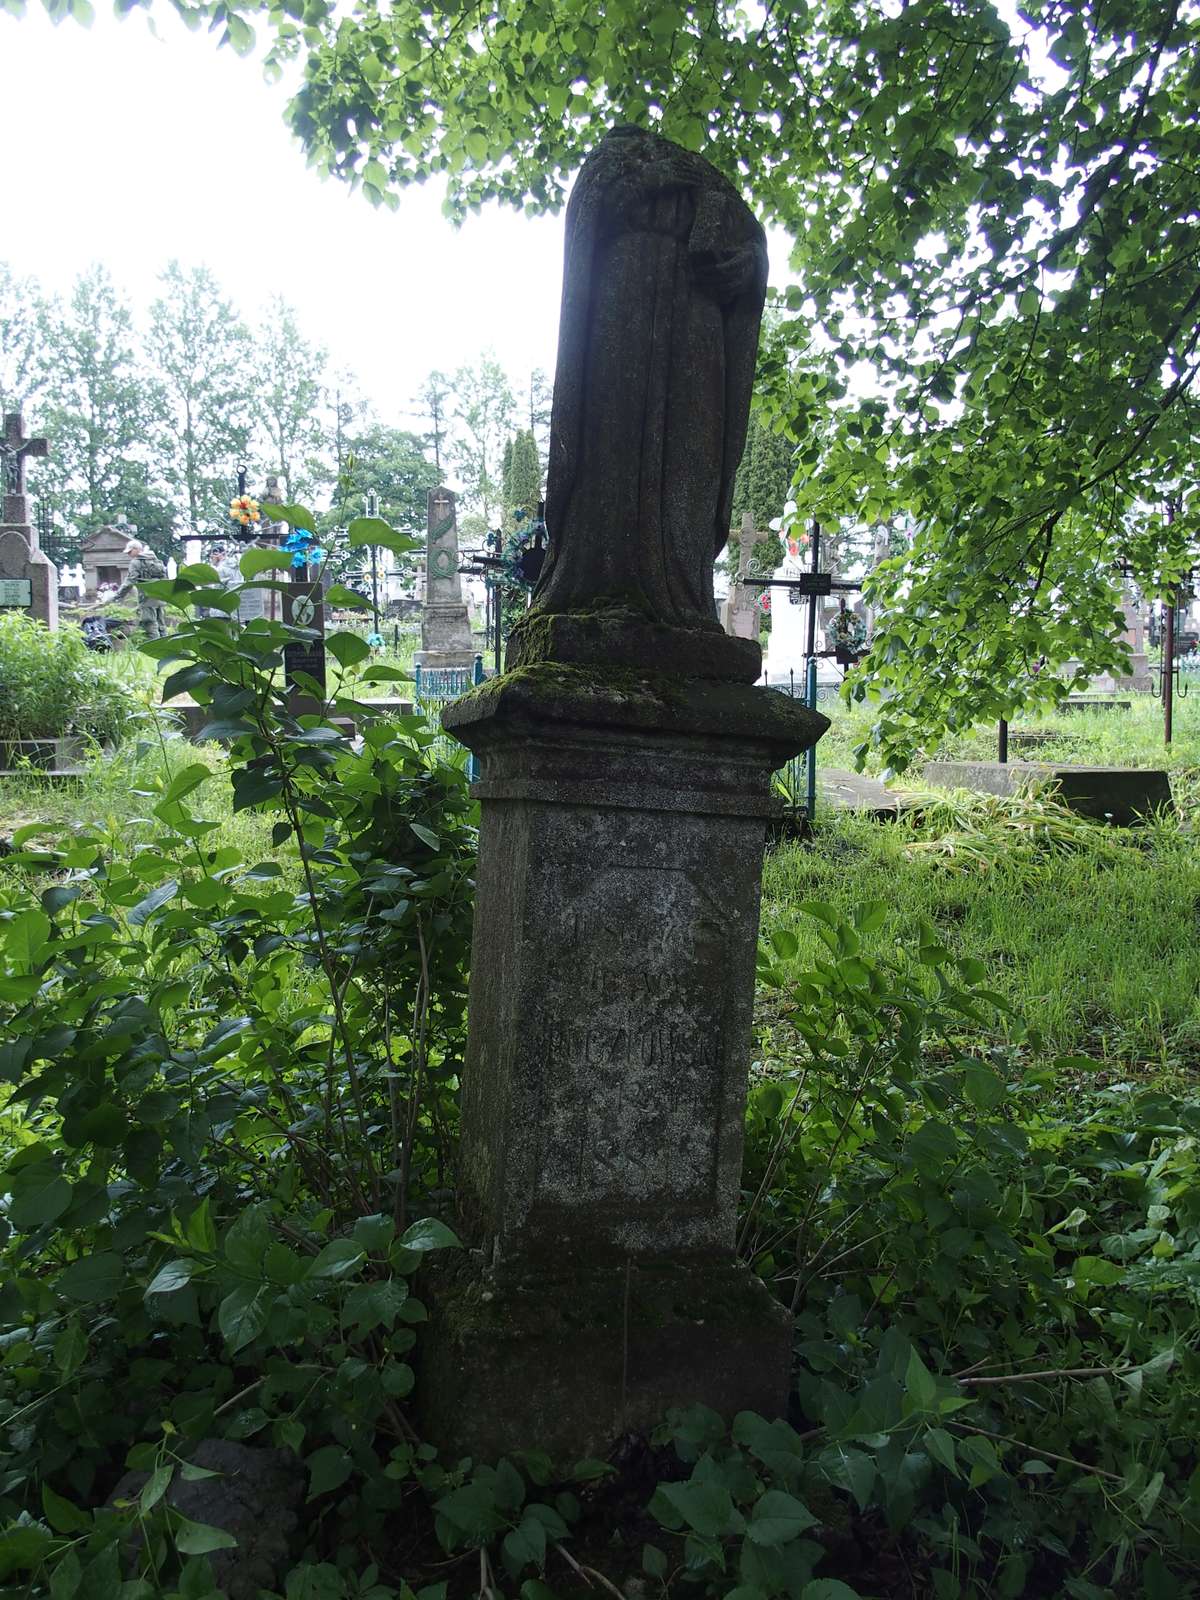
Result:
[224, 1203, 271, 1272]
[10, 1168, 73, 1230]
[240, 547, 293, 578]
[263, 502, 316, 534]
[159, 763, 215, 806]
[651, 1479, 737, 1538]
[126, 879, 179, 926]
[3, 908, 51, 970]
[347, 516, 421, 556]
[1073, 1255, 1125, 1286]
[963, 1064, 1006, 1111]
[851, 900, 888, 934]
[799, 900, 840, 929]
[747, 1488, 819, 1546]
[41, 1483, 91, 1533]
[352, 1213, 395, 1251]
[175, 1519, 239, 1555]
[140, 1462, 174, 1513]
[57, 1251, 123, 1303]
[326, 630, 371, 667]
[306, 1445, 354, 1499]
[802, 1583, 864, 1600]
[307, 1238, 367, 1279]
[770, 928, 798, 960]
[924, 1428, 958, 1476]
[410, 822, 441, 850]
[218, 1284, 270, 1352]
[905, 1348, 939, 1412]
[325, 584, 373, 611]
[145, 1260, 195, 1299]
[398, 1217, 462, 1252]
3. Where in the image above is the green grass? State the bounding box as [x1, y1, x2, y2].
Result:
[762, 803, 1200, 1069]
[0, 724, 274, 864]
[816, 686, 1200, 805]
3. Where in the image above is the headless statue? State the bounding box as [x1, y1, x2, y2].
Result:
[529, 127, 769, 636]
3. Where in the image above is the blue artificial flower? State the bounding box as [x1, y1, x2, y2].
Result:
[367, 631, 384, 647]
[291, 552, 307, 568]
[309, 548, 325, 565]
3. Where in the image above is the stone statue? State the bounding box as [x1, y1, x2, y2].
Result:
[530, 127, 769, 634]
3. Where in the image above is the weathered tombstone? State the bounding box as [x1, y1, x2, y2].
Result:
[1066, 587, 1154, 693]
[431, 128, 827, 1463]
[721, 511, 769, 639]
[1118, 587, 1153, 690]
[416, 487, 474, 669]
[0, 413, 57, 629]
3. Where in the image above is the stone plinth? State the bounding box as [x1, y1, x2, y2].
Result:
[429, 664, 825, 1460]
[0, 525, 58, 630]
[417, 487, 474, 670]
[922, 760, 1171, 825]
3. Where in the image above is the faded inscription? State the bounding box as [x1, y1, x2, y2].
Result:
[531, 865, 727, 1212]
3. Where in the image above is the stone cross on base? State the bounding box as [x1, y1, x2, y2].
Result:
[0, 412, 57, 629]
[722, 511, 770, 640]
[416, 485, 474, 670]
[432, 127, 827, 1464]
[1, 412, 49, 530]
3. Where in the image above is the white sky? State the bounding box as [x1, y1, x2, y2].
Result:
[2, 6, 794, 426]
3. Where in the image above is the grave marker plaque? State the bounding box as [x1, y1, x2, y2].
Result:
[283, 570, 326, 713]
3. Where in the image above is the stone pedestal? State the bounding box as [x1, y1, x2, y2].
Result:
[431, 662, 825, 1461]
[0, 525, 58, 630]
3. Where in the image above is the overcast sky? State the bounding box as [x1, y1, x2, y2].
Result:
[3, 7, 794, 427]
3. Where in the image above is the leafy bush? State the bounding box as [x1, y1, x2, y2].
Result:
[1, 538, 1197, 1597]
[0, 613, 141, 745]
[0, 540, 478, 1593]
[737, 904, 1200, 1597]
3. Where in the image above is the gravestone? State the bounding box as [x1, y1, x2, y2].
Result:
[0, 413, 57, 629]
[282, 568, 326, 714]
[416, 487, 474, 669]
[721, 511, 769, 639]
[430, 127, 827, 1464]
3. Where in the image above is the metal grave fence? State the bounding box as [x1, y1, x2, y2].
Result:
[413, 655, 487, 780]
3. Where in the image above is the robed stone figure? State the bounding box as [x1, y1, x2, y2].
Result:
[528, 126, 769, 639]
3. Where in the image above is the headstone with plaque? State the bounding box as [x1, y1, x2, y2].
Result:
[283, 569, 327, 715]
[0, 413, 57, 629]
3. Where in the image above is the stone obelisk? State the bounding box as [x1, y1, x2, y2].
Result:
[416, 487, 474, 670]
[427, 129, 827, 1463]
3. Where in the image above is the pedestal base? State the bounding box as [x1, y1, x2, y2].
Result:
[421, 1257, 792, 1464]
[420, 602, 474, 665]
[424, 663, 826, 1458]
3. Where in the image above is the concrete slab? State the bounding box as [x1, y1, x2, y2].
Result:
[1059, 698, 1131, 713]
[818, 767, 900, 816]
[921, 761, 1172, 825]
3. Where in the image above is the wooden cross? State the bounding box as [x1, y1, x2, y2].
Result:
[432, 491, 452, 520]
[1, 412, 49, 499]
